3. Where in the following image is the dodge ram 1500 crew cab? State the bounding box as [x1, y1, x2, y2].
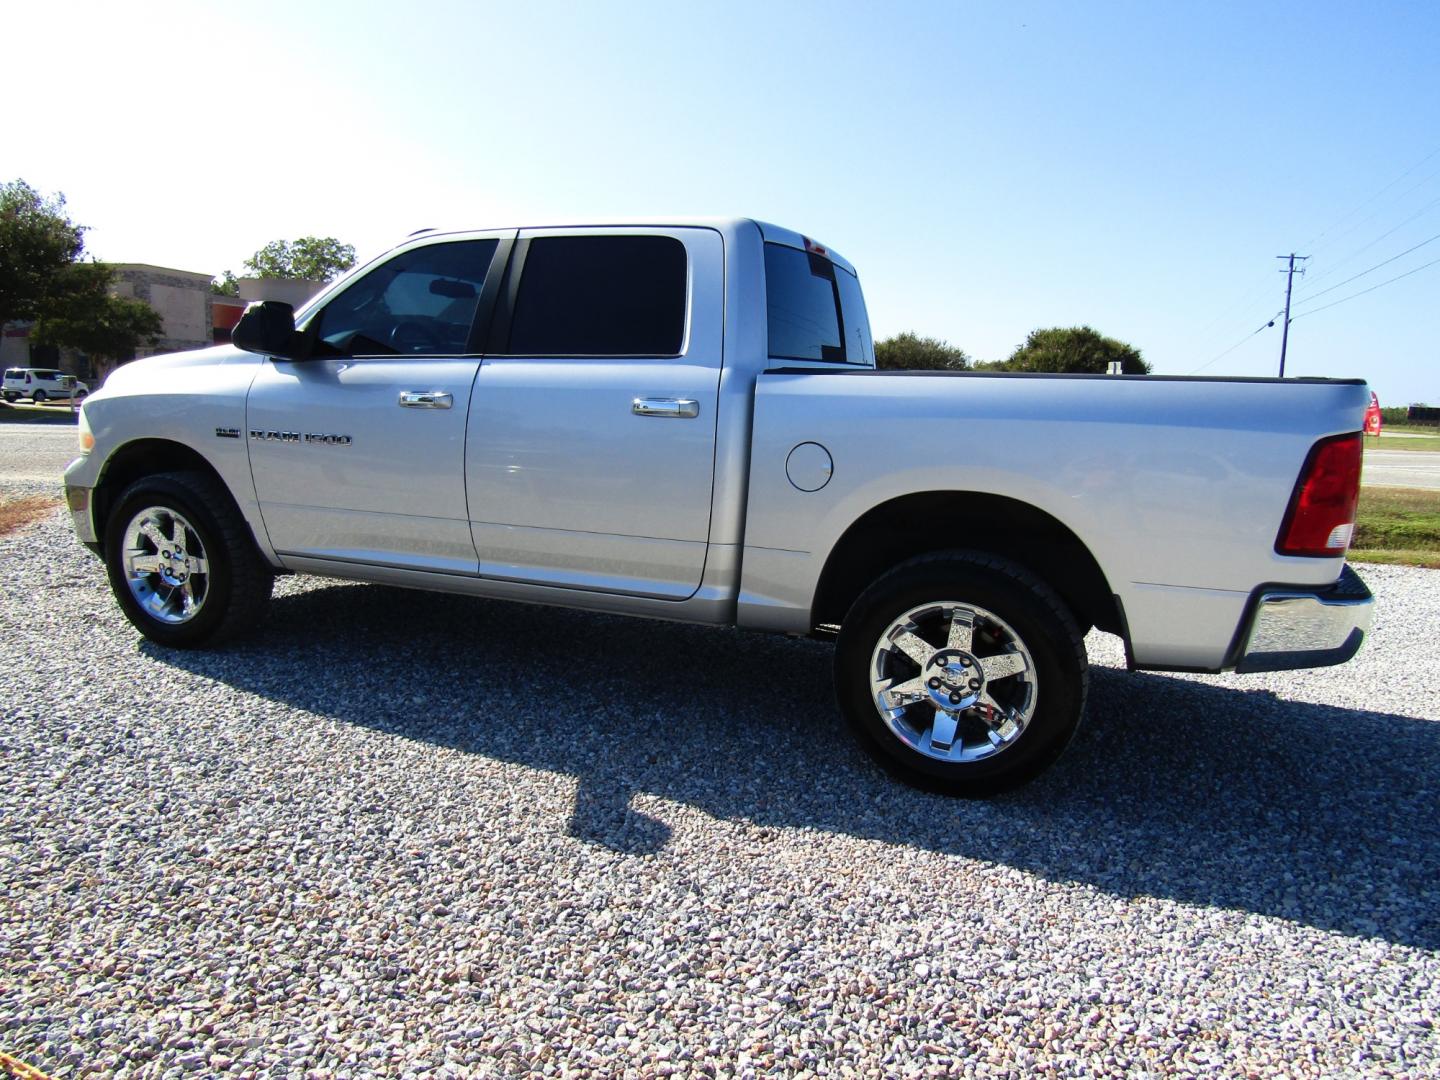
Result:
[64, 219, 1374, 793]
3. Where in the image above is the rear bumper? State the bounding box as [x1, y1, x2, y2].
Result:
[1233, 565, 1373, 674]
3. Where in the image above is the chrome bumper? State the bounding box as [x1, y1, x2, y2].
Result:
[65, 480, 98, 545]
[1234, 565, 1373, 674]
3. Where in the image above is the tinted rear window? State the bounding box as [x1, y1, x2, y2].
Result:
[764, 243, 873, 364]
[508, 235, 687, 356]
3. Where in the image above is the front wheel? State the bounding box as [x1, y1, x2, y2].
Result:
[104, 471, 273, 647]
[835, 551, 1088, 795]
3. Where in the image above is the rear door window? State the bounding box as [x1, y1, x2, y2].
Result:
[506, 235, 687, 356]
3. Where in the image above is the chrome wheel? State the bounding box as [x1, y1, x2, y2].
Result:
[120, 505, 210, 625]
[869, 601, 1038, 763]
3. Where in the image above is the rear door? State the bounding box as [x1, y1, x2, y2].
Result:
[465, 227, 724, 599]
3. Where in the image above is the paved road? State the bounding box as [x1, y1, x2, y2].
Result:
[0, 424, 78, 485]
[1364, 448, 1440, 490]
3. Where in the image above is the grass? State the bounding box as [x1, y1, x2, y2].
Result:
[0, 494, 62, 538]
[1365, 432, 1440, 452]
[1351, 486, 1440, 569]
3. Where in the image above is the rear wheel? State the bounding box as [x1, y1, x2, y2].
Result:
[835, 551, 1087, 795]
[32, 389, 47, 402]
[104, 471, 273, 647]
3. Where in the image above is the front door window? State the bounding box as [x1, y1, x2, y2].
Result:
[308, 240, 497, 357]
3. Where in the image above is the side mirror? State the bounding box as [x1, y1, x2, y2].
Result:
[232, 301, 304, 360]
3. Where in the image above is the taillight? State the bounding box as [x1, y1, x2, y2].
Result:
[1276, 432, 1363, 557]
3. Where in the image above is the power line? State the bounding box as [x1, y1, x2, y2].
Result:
[1187, 310, 1283, 375]
[1297, 191, 1440, 293]
[1304, 162, 1440, 261]
[1188, 271, 1284, 344]
[1292, 229, 1440, 308]
[1291, 254, 1440, 320]
[1186, 147, 1440, 378]
[1300, 142, 1440, 252]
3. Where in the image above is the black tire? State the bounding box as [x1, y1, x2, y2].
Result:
[74, 389, 88, 400]
[2, 392, 17, 403]
[104, 471, 273, 647]
[835, 551, 1088, 796]
[32, 389, 47, 402]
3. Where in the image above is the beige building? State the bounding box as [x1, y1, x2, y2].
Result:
[4, 266, 329, 385]
[110, 264, 215, 366]
[0, 326, 42, 371]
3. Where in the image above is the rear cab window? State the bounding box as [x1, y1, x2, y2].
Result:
[764, 242, 873, 365]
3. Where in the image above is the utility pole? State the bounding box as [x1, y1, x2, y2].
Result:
[1276, 253, 1309, 377]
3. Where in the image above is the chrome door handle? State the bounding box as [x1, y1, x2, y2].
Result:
[632, 397, 699, 419]
[399, 391, 453, 409]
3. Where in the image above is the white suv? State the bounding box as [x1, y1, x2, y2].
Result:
[2, 367, 90, 403]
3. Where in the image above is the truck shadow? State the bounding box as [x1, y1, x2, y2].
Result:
[149, 581, 1440, 951]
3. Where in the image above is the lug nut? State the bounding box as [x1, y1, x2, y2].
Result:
[968, 679, 980, 690]
[949, 692, 962, 705]
[928, 677, 942, 689]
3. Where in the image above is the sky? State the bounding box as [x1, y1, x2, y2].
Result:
[6, 0, 1439, 403]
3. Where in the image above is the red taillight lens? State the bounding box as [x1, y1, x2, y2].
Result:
[1276, 432, 1363, 557]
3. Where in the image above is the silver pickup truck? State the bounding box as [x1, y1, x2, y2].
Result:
[64, 219, 1373, 793]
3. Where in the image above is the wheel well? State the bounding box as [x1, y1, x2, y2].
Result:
[92, 440, 234, 545]
[811, 492, 1123, 637]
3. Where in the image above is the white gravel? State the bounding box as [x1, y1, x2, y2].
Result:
[2, 493, 1437, 1077]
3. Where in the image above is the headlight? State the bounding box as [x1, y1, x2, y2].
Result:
[77, 404, 94, 454]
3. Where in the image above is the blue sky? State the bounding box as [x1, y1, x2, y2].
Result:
[8, 1, 1438, 403]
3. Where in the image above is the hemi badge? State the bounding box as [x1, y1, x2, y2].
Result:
[215, 427, 241, 439]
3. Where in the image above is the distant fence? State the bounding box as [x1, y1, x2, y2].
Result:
[1408, 406, 1440, 426]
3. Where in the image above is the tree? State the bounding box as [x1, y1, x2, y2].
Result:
[244, 236, 356, 282]
[212, 270, 240, 296]
[0, 179, 87, 326]
[875, 332, 971, 371]
[0, 178, 163, 370]
[32, 262, 163, 363]
[997, 326, 1150, 374]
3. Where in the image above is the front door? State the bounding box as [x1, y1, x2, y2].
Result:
[247, 233, 509, 574]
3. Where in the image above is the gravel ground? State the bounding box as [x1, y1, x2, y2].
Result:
[2, 490, 1438, 1078]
